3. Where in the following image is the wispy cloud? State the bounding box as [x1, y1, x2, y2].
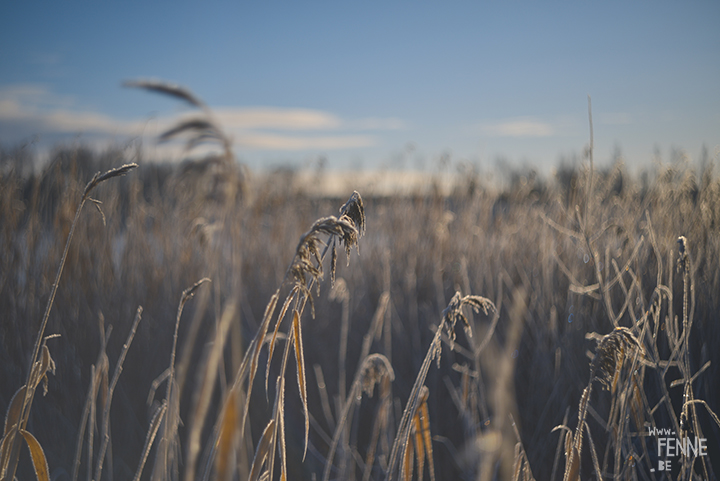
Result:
[0, 85, 139, 135]
[237, 133, 374, 150]
[478, 117, 555, 138]
[0, 84, 402, 154]
[215, 107, 341, 130]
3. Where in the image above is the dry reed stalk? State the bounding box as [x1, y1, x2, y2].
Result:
[192, 191, 364, 478]
[124, 80, 234, 164]
[1, 162, 135, 481]
[150, 277, 211, 481]
[323, 354, 395, 481]
[94, 306, 143, 481]
[561, 327, 643, 481]
[362, 374, 393, 481]
[133, 401, 167, 481]
[313, 364, 336, 431]
[329, 278, 351, 406]
[248, 419, 275, 481]
[183, 302, 236, 481]
[509, 414, 535, 481]
[386, 291, 495, 481]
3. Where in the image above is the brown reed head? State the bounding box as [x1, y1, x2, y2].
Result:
[589, 327, 643, 391]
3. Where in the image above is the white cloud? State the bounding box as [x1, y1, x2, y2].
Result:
[479, 118, 554, 138]
[237, 132, 374, 150]
[0, 85, 140, 135]
[215, 107, 341, 130]
[0, 84, 400, 153]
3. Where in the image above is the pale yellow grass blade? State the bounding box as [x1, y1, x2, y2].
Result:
[215, 389, 239, 481]
[401, 438, 413, 481]
[243, 292, 279, 435]
[291, 309, 309, 460]
[248, 420, 275, 481]
[19, 430, 50, 481]
[418, 388, 435, 481]
[265, 288, 298, 395]
[412, 415, 424, 481]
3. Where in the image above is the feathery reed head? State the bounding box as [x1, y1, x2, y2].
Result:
[125, 78, 235, 163]
[339, 191, 365, 238]
[589, 327, 643, 390]
[291, 192, 364, 290]
[358, 353, 395, 399]
[83, 163, 138, 200]
[442, 291, 496, 350]
[123, 79, 205, 108]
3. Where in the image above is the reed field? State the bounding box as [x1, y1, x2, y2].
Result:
[1, 86, 719, 480]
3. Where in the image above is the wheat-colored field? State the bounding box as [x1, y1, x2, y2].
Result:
[1, 87, 718, 481]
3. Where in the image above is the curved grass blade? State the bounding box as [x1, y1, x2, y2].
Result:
[265, 288, 298, 396]
[248, 420, 275, 481]
[19, 430, 49, 481]
[216, 389, 239, 481]
[3, 386, 26, 436]
[241, 292, 279, 445]
[123, 79, 205, 108]
[291, 309, 309, 460]
[159, 118, 218, 143]
[418, 388, 435, 481]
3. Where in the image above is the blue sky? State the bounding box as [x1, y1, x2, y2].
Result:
[1, 1, 718, 172]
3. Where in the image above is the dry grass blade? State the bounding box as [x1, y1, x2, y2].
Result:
[418, 387, 435, 481]
[149, 278, 210, 481]
[184, 302, 236, 481]
[165, 277, 211, 400]
[387, 292, 494, 481]
[248, 420, 275, 481]
[683, 399, 720, 428]
[158, 118, 218, 142]
[324, 354, 395, 481]
[4, 160, 137, 481]
[564, 446, 579, 481]
[563, 386, 589, 481]
[411, 410, 424, 481]
[291, 309, 310, 460]
[241, 292, 279, 442]
[362, 382, 391, 481]
[1, 431, 15, 476]
[265, 289, 297, 395]
[215, 389, 239, 481]
[123, 79, 205, 108]
[314, 364, 336, 431]
[401, 437, 413, 481]
[19, 430, 49, 481]
[3, 386, 26, 437]
[94, 306, 143, 481]
[583, 421, 602, 481]
[132, 401, 167, 481]
[403, 386, 434, 481]
[72, 325, 111, 481]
